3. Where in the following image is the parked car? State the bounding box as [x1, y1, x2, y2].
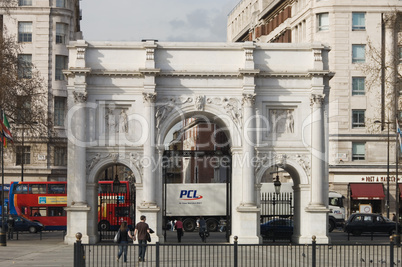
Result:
[0, 215, 44, 233]
[344, 213, 400, 236]
[260, 218, 293, 239]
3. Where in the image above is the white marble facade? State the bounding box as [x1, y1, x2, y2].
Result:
[64, 40, 331, 244]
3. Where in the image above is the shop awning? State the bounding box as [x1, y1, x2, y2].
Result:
[350, 183, 385, 200]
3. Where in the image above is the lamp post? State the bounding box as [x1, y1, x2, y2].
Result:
[272, 166, 281, 242]
[374, 120, 391, 218]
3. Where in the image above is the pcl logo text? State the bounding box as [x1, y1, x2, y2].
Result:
[179, 190, 203, 200]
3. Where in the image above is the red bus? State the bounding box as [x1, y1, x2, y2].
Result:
[9, 180, 134, 231]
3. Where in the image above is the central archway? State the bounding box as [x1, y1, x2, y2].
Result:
[158, 110, 236, 243]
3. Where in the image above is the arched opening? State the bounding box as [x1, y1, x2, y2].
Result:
[161, 113, 232, 242]
[260, 165, 294, 242]
[96, 163, 136, 241]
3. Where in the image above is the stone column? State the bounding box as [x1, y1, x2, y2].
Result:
[142, 92, 157, 206]
[384, 13, 397, 128]
[241, 93, 256, 206]
[310, 94, 325, 206]
[72, 91, 88, 204]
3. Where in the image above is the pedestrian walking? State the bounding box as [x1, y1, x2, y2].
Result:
[175, 218, 184, 242]
[134, 215, 150, 262]
[116, 221, 133, 263]
[198, 216, 207, 242]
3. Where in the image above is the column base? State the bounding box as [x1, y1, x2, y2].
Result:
[137, 205, 160, 244]
[65, 204, 91, 245]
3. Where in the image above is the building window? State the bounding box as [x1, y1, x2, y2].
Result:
[18, 54, 32, 79]
[352, 77, 365, 95]
[18, 22, 32, 43]
[317, 13, 329, 31]
[56, 0, 65, 7]
[352, 12, 366, 30]
[352, 110, 365, 128]
[18, 0, 32, 6]
[352, 142, 365, 160]
[16, 96, 31, 122]
[54, 147, 67, 166]
[352, 44, 365, 63]
[16, 146, 31, 165]
[56, 23, 67, 44]
[54, 97, 66, 126]
[55, 55, 67, 80]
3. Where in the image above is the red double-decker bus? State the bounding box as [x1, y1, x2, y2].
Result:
[9, 180, 134, 231]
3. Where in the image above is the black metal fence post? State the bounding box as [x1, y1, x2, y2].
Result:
[156, 242, 160, 267]
[74, 232, 85, 267]
[390, 236, 395, 267]
[234, 236, 238, 267]
[312, 235, 316, 267]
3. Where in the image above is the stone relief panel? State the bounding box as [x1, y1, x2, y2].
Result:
[104, 106, 130, 134]
[269, 109, 295, 134]
[207, 97, 243, 128]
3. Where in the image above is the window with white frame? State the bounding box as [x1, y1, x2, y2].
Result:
[54, 97, 66, 126]
[317, 13, 329, 31]
[54, 146, 67, 166]
[352, 110, 365, 128]
[56, 0, 65, 7]
[352, 12, 366, 30]
[55, 55, 67, 80]
[16, 146, 31, 165]
[56, 23, 67, 44]
[352, 142, 365, 160]
[352, 77, 365, 95]
[18, 22, 32, 42]
[352, 44, 365, 63]
[18, 0, 32, 6]
[18, 54, 32, 79]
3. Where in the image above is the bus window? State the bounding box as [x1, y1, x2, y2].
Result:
[114, 184, 127, 194]
[115, 207, 129, 217]
[31, 207, 47, 216]
[48, 207, 65, 216]
[14, 184, 28, 194]
[99, 184, 112, 193]
[29, 184, 47, 194]
[48, 184, 66, 194]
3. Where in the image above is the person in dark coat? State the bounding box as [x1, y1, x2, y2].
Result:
[7, 215, 15, 240]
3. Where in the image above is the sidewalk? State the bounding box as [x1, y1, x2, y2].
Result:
[0, 231, 72, 267]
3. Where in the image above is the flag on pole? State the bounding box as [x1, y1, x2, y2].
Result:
[0, 112, 13, 147]
[397, 118, 402, 153]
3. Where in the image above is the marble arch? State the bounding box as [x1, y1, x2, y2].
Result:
[64, 40, 332, 245]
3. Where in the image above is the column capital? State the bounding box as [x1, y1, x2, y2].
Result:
[143, 92, 157, 104]
[73, 91, 87, 103]
[310, 94, 325, 107]
[242, 93, 256, 107]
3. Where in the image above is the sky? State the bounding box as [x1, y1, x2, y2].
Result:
[80, 0, 241, 42]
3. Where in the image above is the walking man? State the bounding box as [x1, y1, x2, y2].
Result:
[134, 215, 150, 262]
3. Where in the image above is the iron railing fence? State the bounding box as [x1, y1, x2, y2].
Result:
[74, 236, 402, 267]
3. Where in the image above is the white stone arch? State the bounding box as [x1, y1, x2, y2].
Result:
[255, 157, 310, 186]
[87, 155, 142, 184]
[156, 100, 243, 147]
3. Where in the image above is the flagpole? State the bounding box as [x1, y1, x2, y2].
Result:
[396, 137, 399, 235]
[0, 109, 6, 246]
